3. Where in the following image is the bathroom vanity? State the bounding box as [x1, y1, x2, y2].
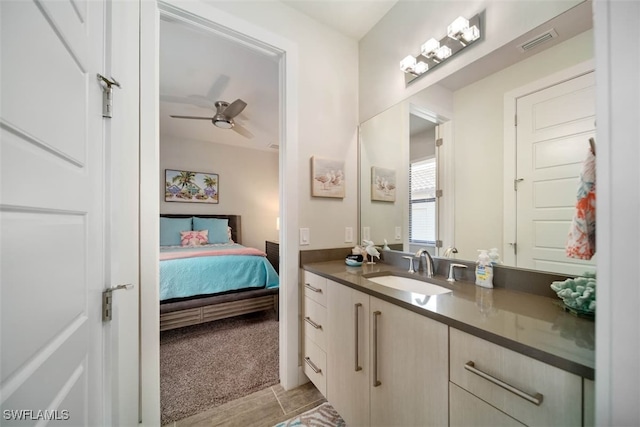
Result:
[301, 260, 594, 427]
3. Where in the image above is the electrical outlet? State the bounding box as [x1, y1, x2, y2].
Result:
[362, 227, 370, 241]
[395, 226, 402, 240]
[345, 227, 353, 243]
[299, 228, 310, 246]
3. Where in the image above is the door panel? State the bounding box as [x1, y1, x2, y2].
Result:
[1, 0, 105, 424]
[516, 72, 596, 275]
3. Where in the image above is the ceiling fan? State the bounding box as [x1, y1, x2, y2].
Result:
[170, 98, 254, 138]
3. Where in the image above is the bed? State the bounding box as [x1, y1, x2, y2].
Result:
[159, 214, 279, 331]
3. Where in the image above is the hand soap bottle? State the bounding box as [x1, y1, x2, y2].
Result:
[475, 249, 494, 288]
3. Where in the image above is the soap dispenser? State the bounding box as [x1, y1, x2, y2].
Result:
[475, 249, 494, 288]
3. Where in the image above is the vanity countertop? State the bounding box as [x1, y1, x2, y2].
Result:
[303, 260, 595, 380]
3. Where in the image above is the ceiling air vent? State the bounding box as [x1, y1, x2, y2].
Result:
[518, 29, 558, 52]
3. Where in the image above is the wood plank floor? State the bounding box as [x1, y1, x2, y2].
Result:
[164, 382, 325, 427]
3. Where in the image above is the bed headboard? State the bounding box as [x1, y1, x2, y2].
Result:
[160, 214, 242, 244]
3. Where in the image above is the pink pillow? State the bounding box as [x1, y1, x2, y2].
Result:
[180, 230, 208, 246]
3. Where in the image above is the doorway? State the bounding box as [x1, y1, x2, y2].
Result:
[140, 2, 301, 424]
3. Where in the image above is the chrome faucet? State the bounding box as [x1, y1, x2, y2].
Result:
[443, 247, 458, 258]
[447, 263, 468, 282]
[415, 248, 435, 278]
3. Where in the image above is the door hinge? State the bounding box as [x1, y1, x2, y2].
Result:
[436, 189, 443, 198]
[435, 138, 443, 147]
[97, 74, 121, 118]
[514, 178, 524, 191]
[102, 284, 134, 321]
[435, 240, 443, 248]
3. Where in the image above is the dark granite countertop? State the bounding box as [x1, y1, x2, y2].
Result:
[303, 260, 595, 380]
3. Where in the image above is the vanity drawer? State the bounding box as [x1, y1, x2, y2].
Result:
[450, 328, 582, 427]
[303, 296, 327, 351]
[303, 336, 327, 397]
[450, 382, 524, 426]
[303, 271, 327, 307]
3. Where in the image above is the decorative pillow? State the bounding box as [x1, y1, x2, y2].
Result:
[192, 217, 229, 244]
[160, 217, 192, 246]
[180, 230, 209, 246]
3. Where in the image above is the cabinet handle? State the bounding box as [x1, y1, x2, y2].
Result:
[464, 361, 543, 406]
[373, 310, 382, 387]
[304, 356, 322, 374]
[304, 283, 322, 293]
[304, 316, 322, 329]
[354, 303, 362, 372]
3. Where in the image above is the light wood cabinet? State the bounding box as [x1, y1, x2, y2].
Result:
[302, 272, 328, 396]
[370, 297, 449, 427]
[326, 279, 448, 427]
[327, 281, 370, 426]
[450, 382, 525, 427]
[450, 327, 583, 426]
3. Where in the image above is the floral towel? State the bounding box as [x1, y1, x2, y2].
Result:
[566, 149, 596, 259]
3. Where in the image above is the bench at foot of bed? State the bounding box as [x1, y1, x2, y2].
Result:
[160, 288, 279, 331]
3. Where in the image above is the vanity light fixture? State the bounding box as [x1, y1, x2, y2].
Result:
[447, 16, 480, 46]
[401, 12, 482, 85]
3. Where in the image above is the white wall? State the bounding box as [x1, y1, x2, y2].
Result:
[359, 0, 582, 122]
[160, 137, 279, 250]
[207, 0, 359, 250]
[452, 30, 593, 260]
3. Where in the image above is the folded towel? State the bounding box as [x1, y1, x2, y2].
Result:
[566, 149, 596, 259]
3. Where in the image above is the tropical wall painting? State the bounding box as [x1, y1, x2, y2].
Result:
[311, 156, 345, 198]
[165, 169, 219, 204]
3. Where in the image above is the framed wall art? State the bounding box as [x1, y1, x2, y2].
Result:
[165, 169, 219, 204]
[371, 166, 396, 202]
[311, 156, 345, 198]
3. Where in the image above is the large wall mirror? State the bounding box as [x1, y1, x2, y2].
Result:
[359, 1, 596, 276]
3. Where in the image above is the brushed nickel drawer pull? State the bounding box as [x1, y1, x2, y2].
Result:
[304, 283, 322, 293]
[373, 310, 382, 387]
[304, 316, 322, 329]
[354, 303, 362, 372]
[464, 361, 544, 406]
[304, 356, 322, 374]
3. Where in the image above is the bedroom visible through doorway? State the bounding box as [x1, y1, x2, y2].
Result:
[157, 12, 281, 424]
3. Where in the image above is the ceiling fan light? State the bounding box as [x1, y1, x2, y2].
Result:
[213, 117, 234, 129]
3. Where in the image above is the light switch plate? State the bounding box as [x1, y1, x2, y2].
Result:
[345, 227, 353, 243]
[299, 228, 310, 246]
[395, 226, 401, 240]
[362, 227, 370, 241]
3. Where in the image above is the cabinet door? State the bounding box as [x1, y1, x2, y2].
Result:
[370, 297, 449, 427]
[327, 281, 370, 427]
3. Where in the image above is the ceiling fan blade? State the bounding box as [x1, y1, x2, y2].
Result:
[169, 115, 213, 120]
[160, 94, 213, 109]
[206, 75, 230, 101]
[232, 122, 254, 139]
[223, 99, 247, 119]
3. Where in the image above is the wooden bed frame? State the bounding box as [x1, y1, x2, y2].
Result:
[159, 214, 279, 331]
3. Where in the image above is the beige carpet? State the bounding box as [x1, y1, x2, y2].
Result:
[160, 310, 279, 425]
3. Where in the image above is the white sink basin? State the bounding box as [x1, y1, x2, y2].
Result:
[365, 275, 452, 296]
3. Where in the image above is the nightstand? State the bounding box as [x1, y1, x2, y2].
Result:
[265, 240, 279, 274]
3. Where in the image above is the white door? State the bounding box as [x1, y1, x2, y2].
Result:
[0, 1, 138, 425]
[515, 72, 596, 275]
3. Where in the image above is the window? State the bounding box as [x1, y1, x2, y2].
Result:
[410, 157, 436, 244]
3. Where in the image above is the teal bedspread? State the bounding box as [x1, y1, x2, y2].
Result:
[159, 244, 279, 301]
